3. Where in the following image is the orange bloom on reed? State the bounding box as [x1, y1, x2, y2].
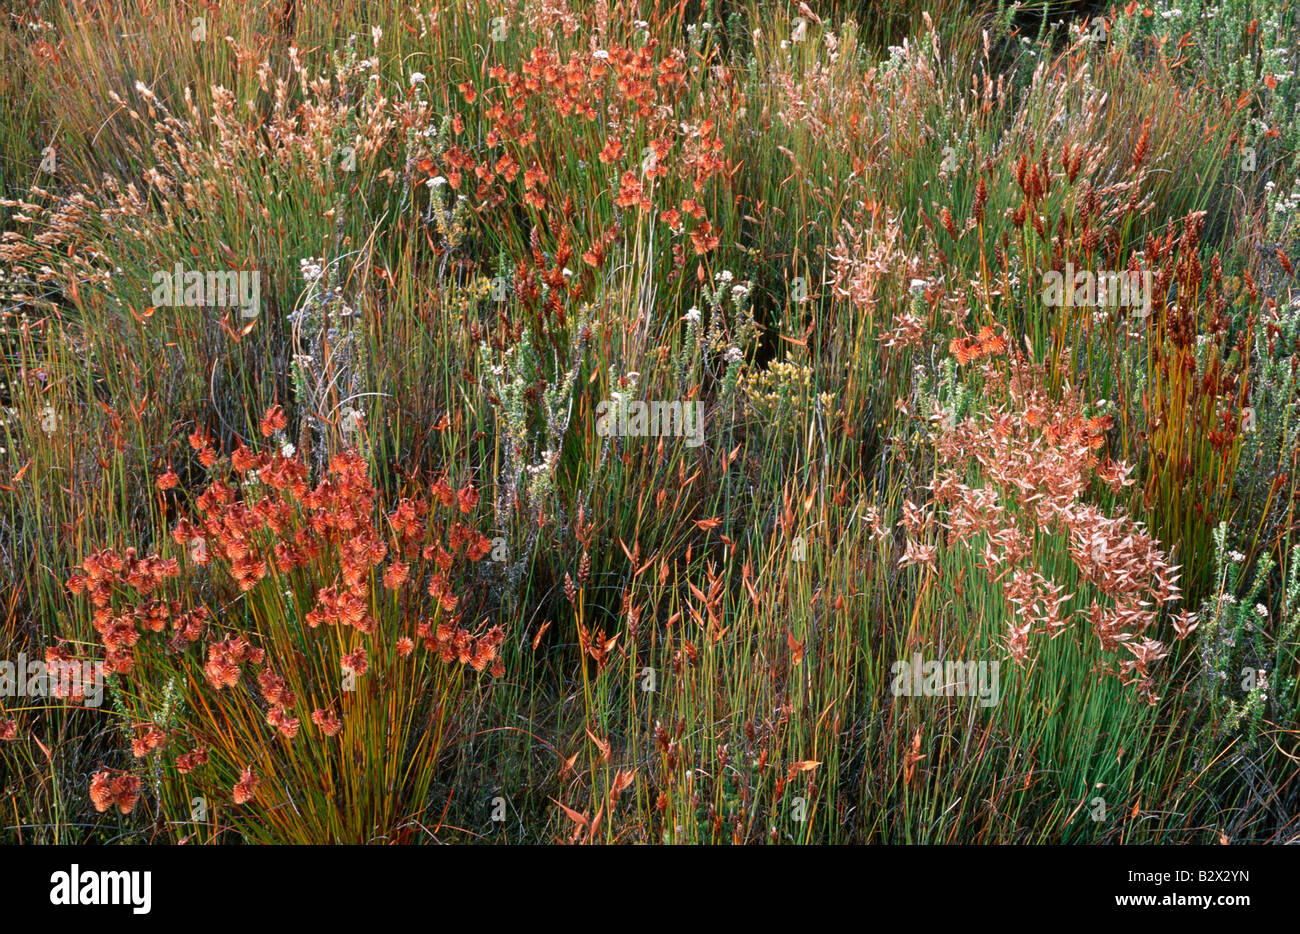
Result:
[89, 771, 142, 815]
[68, 407, 508, 818]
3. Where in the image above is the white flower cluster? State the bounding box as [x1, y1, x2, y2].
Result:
[300, 256, 324, 283]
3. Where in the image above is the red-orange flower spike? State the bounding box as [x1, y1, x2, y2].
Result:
[342, 646, 369, 677]
[383, 560, 410, 590]
[175, 747, 209, 774]
[312, 708, 342, 737]
[232, 766, 259, 805]
[260, 404, 287, 437]
[90, 771, 141, 814]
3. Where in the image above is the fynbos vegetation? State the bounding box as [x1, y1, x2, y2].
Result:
[1, 0, 1297, 846]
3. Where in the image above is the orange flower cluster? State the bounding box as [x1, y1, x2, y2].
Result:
[311, 707, 342, 737]
[418, 618, 506, 673]
[176, 428, 504, 676]
[65, 548, 201, 673]
[41, 644, 99, 703]
[428, 37, 725, 271]
[260, 404, 287, 437]
[175, 747, 209, 774]
[203, 635, 263, 690]
[927, 356, 1182, 701]
[232, 766, 259, 805]
[1043, 413, 1112, 451]
[948, 325, 1008, 365]
[188, 426, 219, 468]
[131, 724, 168, 759]
[89, 771, 142, 815]
[70, 410, 508, 816]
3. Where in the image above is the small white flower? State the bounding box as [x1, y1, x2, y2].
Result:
[280, 442, 296, 458]
[1230, 550, 1245, 563]
[909, 278, 927, 292]
[1255, 603, 1269, 619]
[724, 346, 744, 364]
[593, 49, 609, 60]
[715, 270, 734, 284]
[300, 257, 323, 282]
[428, 175, 447, 188]
[410, 71, 426, 86]
[684, 307, 701, 324]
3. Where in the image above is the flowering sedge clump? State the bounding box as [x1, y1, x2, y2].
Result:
[65, 410, 505, 839]
[170, 435, 505, 674]
[413, 26, 734, 350]
[428, 40, 722, 223]
[915, 350, 1189, 702]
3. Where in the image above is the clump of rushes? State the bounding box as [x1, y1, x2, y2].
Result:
[66, 408, 504, 843]
[931, 346, 1189, 703]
